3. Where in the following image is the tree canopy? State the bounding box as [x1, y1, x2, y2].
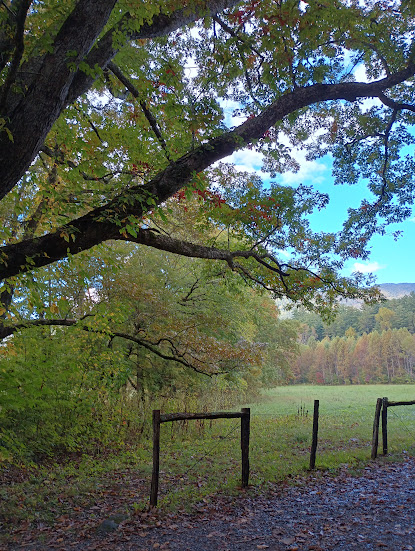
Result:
[1, 0, 415, 327]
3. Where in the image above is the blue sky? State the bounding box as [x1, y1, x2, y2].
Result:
[226, 137, 415, 285]
[307, 172, 415, 285]
[218, 53, 415, 286]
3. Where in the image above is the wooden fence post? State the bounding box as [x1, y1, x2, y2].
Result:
[309, 399, 319, 470]
[241, 407, 250, 487]
[382, 397, 389, 456]
[150, 409, 250, 504]
[371, 397, 383, 459]
[150, 409, 161, 507]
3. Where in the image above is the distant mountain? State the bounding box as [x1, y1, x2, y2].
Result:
[342, 283, 415, 307]
[378, 283, 415, 299]
[277, 283, 415, 315]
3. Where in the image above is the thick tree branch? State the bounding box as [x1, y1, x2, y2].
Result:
[0, 318, 76, 339]
[0, 0, 240, 201]
[0, 0, 31, 108]
[0, 0, 117, 201]
[1, 66, 415, 280]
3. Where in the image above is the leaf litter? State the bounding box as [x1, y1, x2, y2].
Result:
[3, 457, 415, 550]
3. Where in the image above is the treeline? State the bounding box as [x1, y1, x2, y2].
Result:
[292, 294, 415, 340]
[292, 294, 415, 384]
[293, 328, 415, 384]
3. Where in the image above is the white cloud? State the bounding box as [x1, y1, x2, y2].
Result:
[231, 148, 264, 172]
[224, 142, 329, 186]
[280, 155, 328, 186]
[353, 261, 386, 274]
[277, 249, 291, 259]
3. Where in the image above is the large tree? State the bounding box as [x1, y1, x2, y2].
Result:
[1, 0, 415, 328]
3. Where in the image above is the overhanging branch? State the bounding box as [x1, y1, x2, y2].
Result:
[1, 66, 415, 279]
[0, 317, 221, 375]
[377, 91, 415, 113]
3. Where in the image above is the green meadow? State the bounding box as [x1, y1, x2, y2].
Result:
[3, 385, 415, 527]
[153, 384, 415, 509]
[246, 385, 415, 479]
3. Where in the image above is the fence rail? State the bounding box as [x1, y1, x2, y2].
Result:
[160, 411, 246, 422]
[150, 408, 250, 507]
[388, 400, 415, 407]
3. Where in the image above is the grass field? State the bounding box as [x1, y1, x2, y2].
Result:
[154, 384, 415, 507]
[3, 385, 415, 527]
[245, 384, 415, 476]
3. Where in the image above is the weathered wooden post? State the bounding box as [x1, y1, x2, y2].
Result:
[382, 397, 389, 455]
[309, 399, 319, 470]
[150, 409, 161, 507]
[371, 397, 383, 459]
[241, 407, 250, 487]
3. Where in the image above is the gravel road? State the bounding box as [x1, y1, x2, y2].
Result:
[5, 458, 415, 551]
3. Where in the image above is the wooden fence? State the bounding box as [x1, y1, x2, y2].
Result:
[150, 400, 322, 507]
[371, 397, 415, 459]
[148, 397, 415, 508]
[149, 395, 415, 508]
[150, 408, 250, 507]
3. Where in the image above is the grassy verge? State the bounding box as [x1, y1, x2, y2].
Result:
[2, 384, 415, 532]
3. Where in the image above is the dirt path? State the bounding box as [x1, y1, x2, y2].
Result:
[5, 457, 415, 550]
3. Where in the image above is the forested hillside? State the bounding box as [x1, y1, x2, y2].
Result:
[292, 292, 415, 384]
[379, 283, 415, 299]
